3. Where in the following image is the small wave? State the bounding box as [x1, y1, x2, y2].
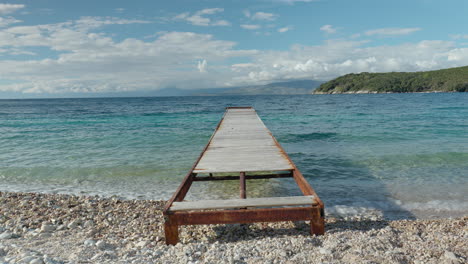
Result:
[326, 198, 468, 220]
[401, 199, 468, 212]
[279, 132, 338, 143]
[361, 152, 468, 169]
[326, 205, 384, 219]
[434, 106, 467, 110]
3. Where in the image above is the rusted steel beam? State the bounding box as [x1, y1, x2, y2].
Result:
[309, 207, 325, 235]
[168, 207, 317, 225]
[240, 172, 246, 199]
[292, 170, 324, 208]
[164, 220, 179, 245]
[291, 170, 314, 196]
[193, 173, 292, 181]
[267, 129, 324, 209]
[175, 173, 196, 202]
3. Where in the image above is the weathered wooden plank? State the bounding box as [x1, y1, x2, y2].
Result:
[170, 195, 316, 211]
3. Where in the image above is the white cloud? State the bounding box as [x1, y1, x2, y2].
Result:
[278, 26, 292, 33]
[365, 27, 421, 36]
[230, 39, 468, 85]
[0, 16, 21, 27]
[73, 16, 151, 31]
[275, 0, 318, 3]
[0, 3, 25, 15]
[251, 12, 278, 21]
[0, 14, 467, 95]
[320, 25, 337, 34]
[0, 17, 257, 94]
[241, 24, 261, 30]
[174, 8, 230, 27]
[198, 59, 208, 73]
[451, 34, 468, 40]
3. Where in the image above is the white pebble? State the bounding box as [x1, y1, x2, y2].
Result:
[135, 240, 148, 249]
[67, 220, 79, 229]
[319, 247, 332, 255]
[444, 251, 458, 260]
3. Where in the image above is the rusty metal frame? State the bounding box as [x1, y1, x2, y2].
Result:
[163, 107, 325, 245]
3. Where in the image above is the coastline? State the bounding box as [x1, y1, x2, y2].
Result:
[0, 192, 466, 263]
[312, 90, 460, 94]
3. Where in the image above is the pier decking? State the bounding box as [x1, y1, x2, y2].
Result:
[194, 107, 293, 173]
[163, 107, 324, 245]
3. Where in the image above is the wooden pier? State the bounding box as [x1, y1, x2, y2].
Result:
[163, 107, 325, 245]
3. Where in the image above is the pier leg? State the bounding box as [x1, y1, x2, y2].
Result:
[240, 172, 246, 199]
[310, 207, 325, 235]
[164, 219, 179, 245]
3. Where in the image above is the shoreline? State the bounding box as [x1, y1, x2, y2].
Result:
[1, 191, 466, 263]
[312, 90, 461, 94]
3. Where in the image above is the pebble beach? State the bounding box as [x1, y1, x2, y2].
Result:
[0, 192, 466, 264]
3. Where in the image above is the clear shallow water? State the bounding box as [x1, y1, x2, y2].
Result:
[1, 94, 467, 219]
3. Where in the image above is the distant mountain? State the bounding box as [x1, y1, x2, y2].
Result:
[153, 80, 323, 96]
[314, 66, 468, 94]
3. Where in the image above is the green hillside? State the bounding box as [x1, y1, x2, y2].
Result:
[314, 66, 468, 94]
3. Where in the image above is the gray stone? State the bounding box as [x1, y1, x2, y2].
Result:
[83, 220, 94, 228]
[96, 240, 108, 250]
[38, 233, 51, 239]
[84, 239, 96, 247]
[40, 223, 56, 233]
[0, 247, 7, 257]
[29, 258, 44, 264]
[18, 256, 36, 263]
[43, 255, 62, 264]
[443, 251, 461, 264]
[90, 253, 102, 261]
[0, 232, 13, 240]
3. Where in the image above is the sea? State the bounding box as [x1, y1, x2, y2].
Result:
[1, 93, 467, 220]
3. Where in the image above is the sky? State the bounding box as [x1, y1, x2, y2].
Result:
[0, 0, 467, 98]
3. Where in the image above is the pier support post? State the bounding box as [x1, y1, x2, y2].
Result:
[309, 207, 325, 235]
[240, 172, 246, 199]
[164, 218, 179, 245]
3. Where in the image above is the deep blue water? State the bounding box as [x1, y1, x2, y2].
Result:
[1, 94, 467, 219]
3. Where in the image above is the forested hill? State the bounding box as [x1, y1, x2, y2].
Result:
[313, 66, 468, 94]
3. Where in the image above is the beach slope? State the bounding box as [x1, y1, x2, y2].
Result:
[0, 192, 466, 263]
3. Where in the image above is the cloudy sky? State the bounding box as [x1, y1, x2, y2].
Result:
[0, 0, 467, 98]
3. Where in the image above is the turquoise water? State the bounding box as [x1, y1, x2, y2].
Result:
[1, 94, 467, 219]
